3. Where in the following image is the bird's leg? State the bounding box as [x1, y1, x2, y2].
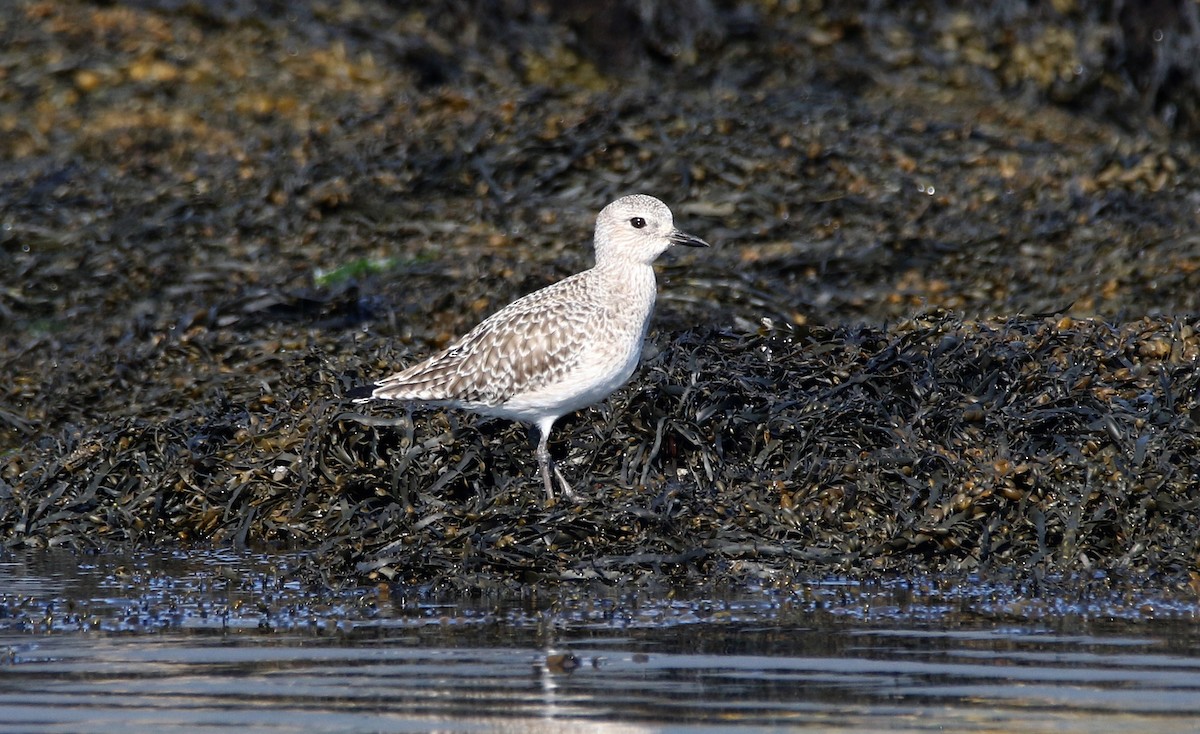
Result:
[532, 419, 578, 502]
[534, 426, 555, 500]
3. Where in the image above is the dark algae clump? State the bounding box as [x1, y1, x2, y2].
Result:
[2, 1, 1199, 590]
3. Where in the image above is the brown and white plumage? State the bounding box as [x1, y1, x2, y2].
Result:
[350, 194, 709, 498]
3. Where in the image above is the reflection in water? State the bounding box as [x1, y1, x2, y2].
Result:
[0, 550, 1198, 733]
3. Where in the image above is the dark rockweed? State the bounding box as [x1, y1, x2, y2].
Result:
[4, 314, 1198, 588]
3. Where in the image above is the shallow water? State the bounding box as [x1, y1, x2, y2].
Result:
[1, 551, 1198, 733]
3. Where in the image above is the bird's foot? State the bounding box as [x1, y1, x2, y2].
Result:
[553, 464, 581, 504]
[539, 458, 581, 504]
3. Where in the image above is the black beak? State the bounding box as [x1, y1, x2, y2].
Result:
[669, 229, 710, 248]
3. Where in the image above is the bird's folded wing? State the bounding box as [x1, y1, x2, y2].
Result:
[372, 275, 602, 406]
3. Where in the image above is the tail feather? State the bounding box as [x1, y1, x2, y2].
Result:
[349, 376, 459, 404]
[370, 377, 454, 402]
[351, 350, 478, 404]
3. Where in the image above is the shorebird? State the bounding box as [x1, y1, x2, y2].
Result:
[349, 194, 709, 498]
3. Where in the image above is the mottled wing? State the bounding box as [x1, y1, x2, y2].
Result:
[369, 273, 601, 407]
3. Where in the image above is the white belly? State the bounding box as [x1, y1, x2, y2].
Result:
[496, 335, 643, 422]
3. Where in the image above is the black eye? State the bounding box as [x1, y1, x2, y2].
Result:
[630, 217, 646, 229]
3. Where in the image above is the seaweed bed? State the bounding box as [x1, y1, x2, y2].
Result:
[2, 0, 1199, 592]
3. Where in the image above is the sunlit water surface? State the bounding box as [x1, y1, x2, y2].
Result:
[1, 551, 1198, 733]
